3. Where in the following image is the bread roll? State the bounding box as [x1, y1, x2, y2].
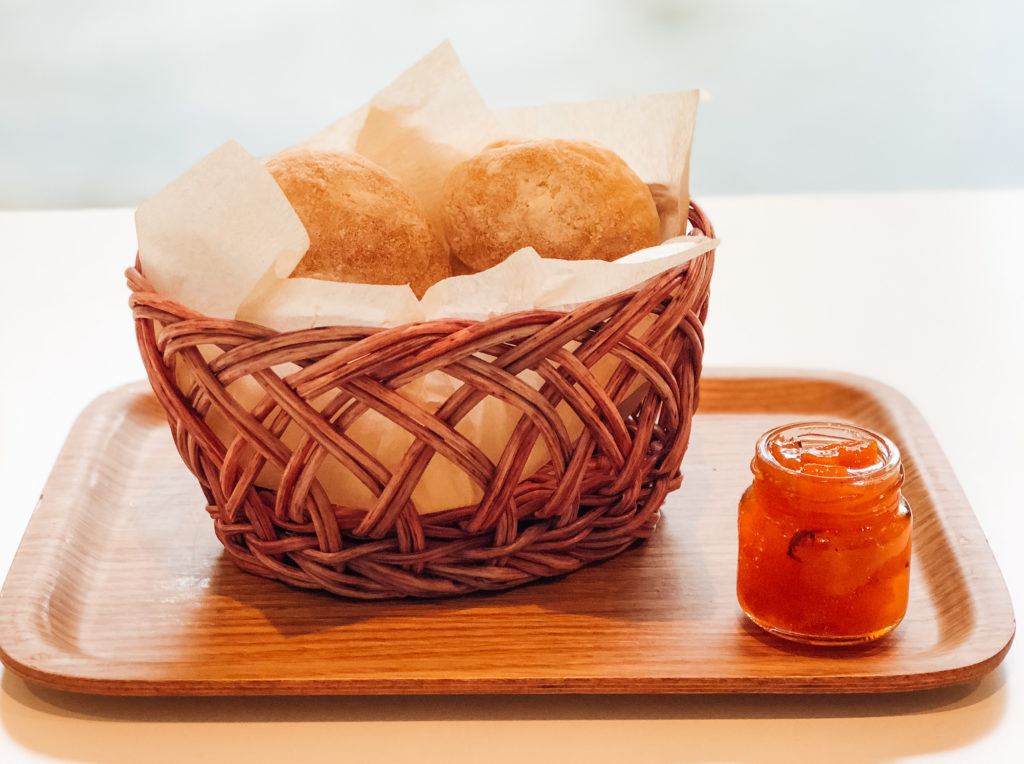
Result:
[267, 148, 448, 296]
[442, 139, 661, 271]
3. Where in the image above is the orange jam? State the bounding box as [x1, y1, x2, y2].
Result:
[737, 422, 912, 645]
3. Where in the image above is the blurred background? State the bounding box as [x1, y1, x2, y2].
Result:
[2, 0, 1022, 209]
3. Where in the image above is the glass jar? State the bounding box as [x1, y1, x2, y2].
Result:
[736, 422, 912, 645]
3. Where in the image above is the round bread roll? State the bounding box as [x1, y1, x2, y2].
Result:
[266, 148, 448, 296]
[442, 139, 661, 271]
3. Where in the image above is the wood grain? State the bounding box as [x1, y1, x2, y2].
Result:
[0, 370, 1014, 695]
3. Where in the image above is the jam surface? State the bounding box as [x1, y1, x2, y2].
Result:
[771, 435, 881, 476]
[737, 424, 912, 644]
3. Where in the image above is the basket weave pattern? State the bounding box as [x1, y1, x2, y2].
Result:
[127, 203, 714, 599]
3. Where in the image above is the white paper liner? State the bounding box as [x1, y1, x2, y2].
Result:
[136, 43, 712, 513]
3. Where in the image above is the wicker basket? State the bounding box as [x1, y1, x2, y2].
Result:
[127, 202, 715, 599]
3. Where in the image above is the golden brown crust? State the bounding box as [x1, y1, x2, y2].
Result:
[442, 139, 661, 271]
[267, 148, 449, 296]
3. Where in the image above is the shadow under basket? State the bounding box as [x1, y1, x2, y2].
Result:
[126, 202, 716, 599]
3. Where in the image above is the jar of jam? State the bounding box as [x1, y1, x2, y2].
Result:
[737, 422, 912, 645]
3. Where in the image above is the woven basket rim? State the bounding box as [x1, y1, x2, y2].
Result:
[128, 200, 715, 335]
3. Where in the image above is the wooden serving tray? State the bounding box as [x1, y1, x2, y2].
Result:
[0, 370, 1013, 695]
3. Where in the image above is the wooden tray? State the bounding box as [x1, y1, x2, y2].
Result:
[0, 370, 1013, 695]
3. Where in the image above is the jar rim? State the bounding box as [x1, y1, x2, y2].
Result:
[754, 421, 902, 487]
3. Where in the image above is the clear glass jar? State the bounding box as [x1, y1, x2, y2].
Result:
[736, 422, 912, 645]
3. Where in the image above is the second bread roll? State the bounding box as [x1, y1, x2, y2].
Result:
[443, 139, 661, 271]
[267, 148, 449, 296]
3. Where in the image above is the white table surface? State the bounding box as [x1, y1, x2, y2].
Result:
[0, 190, 1020, 763]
